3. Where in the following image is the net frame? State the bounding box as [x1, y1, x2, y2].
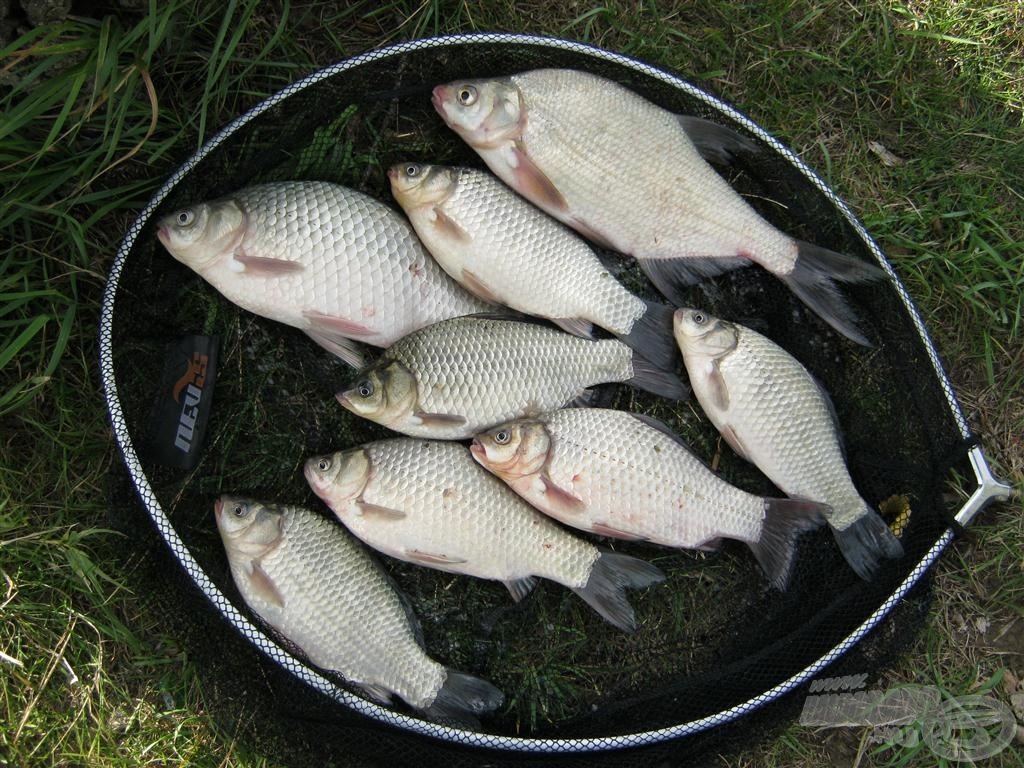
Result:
[97, 32, 1009, 754]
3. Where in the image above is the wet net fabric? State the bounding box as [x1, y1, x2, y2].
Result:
[101, 35, 974, 764]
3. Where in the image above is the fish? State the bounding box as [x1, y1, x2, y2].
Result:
[303, 440, 665, 632]
[432, 69, 885, 346]
[156, 181, 490, 368]
[389, 162, 678, 371]
[336, 315, 688, 440]
[471, 408, 826, 590]
[672, 308, 905, 579]
[213, 495, 503, 726]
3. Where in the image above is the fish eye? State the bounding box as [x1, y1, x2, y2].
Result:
[692, 311, 707, 325]
[175, 209, 195, 228]
[317, 457, 331, 472]
[405, 164, 421, 177]
[457, 85, 478, 106]
[494, 429, 511, 445]
[356, 380, 374, 398]
[232, 503, 247, 517]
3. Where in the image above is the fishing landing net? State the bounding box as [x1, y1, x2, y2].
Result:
[100, 34, 1009, 766]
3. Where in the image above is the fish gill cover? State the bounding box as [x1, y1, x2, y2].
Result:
[103, 37, 974, 766]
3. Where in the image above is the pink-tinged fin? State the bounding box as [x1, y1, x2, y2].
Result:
[407, 549, 468, 567]
[551, 317, 594, 338]
[248, 560, 285, 609]
[503, 576, 538, 602]
[433, 206, 472, 243]
[302, 310, 377, 339]
[356, 501, 406, 520]
[460, 269, 502, 305]
[541, 474, 585, 514]
[303, 329, 366, 369]
[414, 411, 468, 428]
[591, 521, 647, 542]
[512, 141, 568, 213]
[234, 253, 305, 275]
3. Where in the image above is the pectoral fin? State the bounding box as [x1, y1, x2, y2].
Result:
[705, 360, 730, 410]
[433, 207, 472, 243]
[248, 560, 285, 609]
[541, 474, 585, 514]
[407, 549, 468, 567]
[512, 141, 568, 213]
[356, 501, 406, 520]
[413, 411, 468, 428]
[233, 253, 305, 275]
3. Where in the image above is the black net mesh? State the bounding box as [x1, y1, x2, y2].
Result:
[101, 36, 975, 765]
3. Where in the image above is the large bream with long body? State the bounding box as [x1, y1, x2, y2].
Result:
[433, 68, 883, 345]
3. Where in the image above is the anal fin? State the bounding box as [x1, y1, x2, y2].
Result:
[356, 501, 406, 520]
[503, 576, 538, 602]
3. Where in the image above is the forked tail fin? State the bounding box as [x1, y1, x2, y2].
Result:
[749, 497, 828, 590]
[423, 670, 504, 729]
[781, 241, 886, 346]
[832, 507, 905, 581]
[618, 299, 680, 372]
[570, 551, 665, 632]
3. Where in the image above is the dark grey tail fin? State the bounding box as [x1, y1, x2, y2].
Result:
[570, 551, 665, 632]
[618, 300, 680, 372]
[832, 509, 905, 581]
[781, 241, 886, 346]
[628, 350, 690, 400]
[423, 670, 504, 729]
[749, 498, 828, 590]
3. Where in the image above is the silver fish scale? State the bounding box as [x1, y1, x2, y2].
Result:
[717, 330, 864, 529]
[229, 504, 446, 709]
[390, 317, 635, 436]
[510, 70, 796, 274]
[209, 181, 487, 345]
[345, 440, 600, 587]
[541, 409, 765, 545]
[439, 169, 645, 333]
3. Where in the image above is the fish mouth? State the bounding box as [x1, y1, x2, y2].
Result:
[213, 496, 224, 519]
[469, 439, 487, 463]
[335, 391, 353, 410]
[430, 85, 448, 116]
[156, 224, 170, 247]
[386, 166, 398, 180]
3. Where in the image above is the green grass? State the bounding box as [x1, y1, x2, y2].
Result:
[2, 1, 1022, 766]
